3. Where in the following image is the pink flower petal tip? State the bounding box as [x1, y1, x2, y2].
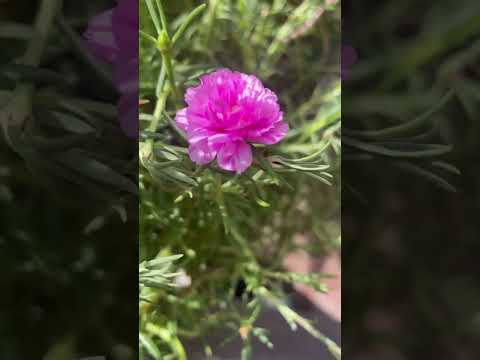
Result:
[175, 69, 288, 174]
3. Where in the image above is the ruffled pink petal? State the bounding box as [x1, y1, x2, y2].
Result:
[208, 133, 231, 152]
[187, 127, 215, 145]
[186, 108, 213, 130]
[248, 117, 289, 145]
[188, 138, 216, 165]
[175, 108, 188, 131]
[217, 140, 252, 174]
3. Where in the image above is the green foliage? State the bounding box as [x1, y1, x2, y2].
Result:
[140, 0, 341, 358]
[140, 254, 183, 289]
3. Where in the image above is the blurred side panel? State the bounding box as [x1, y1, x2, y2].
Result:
[0, 1, 138, 358]
[342, 0, 480, 359]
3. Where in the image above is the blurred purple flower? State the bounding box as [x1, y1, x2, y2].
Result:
[84, 0, 138, 138]
[83, 9, 117, 62]
[176, 69, 288, 174]
[341, 44, 358, 80]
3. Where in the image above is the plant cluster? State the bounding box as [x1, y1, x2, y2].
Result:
[139, 0, 341, 359]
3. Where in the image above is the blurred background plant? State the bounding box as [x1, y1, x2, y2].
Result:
[343, 0, 480, 358]
[139, 0, 341, 359]
[1, 1, 137, 359]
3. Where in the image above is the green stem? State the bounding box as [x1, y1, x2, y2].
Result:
[143, 86, 170, 160]
[156, 59, 167, 97]
[152, 0, 180, 104]
[23, 0, 63, 66]
[157, 32, 179, 103]
[144, 0, 162, 35]
[150, 88, 170, 133]
[155, 0, 170, 37]
[163, 50, 179, 102]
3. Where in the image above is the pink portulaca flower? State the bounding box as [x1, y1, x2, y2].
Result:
[176, 69, 288, 174]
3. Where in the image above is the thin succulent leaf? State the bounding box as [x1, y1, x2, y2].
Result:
[153, 148, 181, 161]
[431, 161, 461, 175]
[258, 287, 341, 360]
[14, 145, 114, 202]
[252, 328, 274, 349]
[283, 141, 331, 163]
[247, 180, 271, 208]
[344, 90, 454, 139]
[155, 142, 189, 155]
[45, 111, 95, 134]
[1, 64, 74, 86]
[54, 97, 117, 120]
[144, 255, 184, 268]
[54, 150, 138, 194]
[24, 132, 94, 151]
[302, 171, 333, 185]
[155, 0, 170, 35]
[300, 108, 341, 140]
[172, 4, 207, 44]
[265, 271, 330, 292]
[145, 323, 187, 360]
[343, 137, 453, 158]
[139, 333, 162, 360]
[275, 160, 330, 172]
[152, 160, 181, 170]
[140, 30, 158, 45]
[57, 101, 105, 133]
[395, 162, 457, 193]
[0, 22, 33, 40]
[144, 0, 162, 35]
[148, 164, 197, 187]
[140, 255, 183, 290]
